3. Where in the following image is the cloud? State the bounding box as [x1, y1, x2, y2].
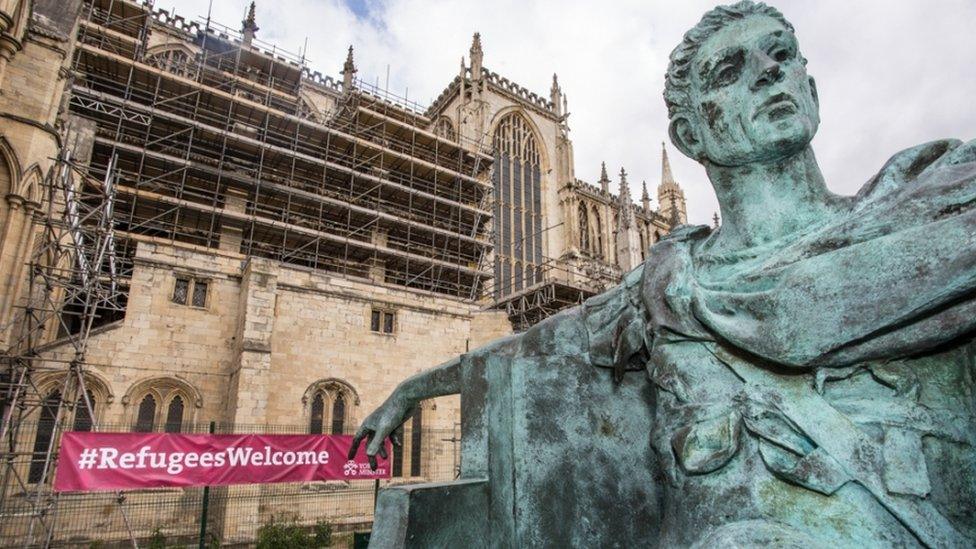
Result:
[160, 0, 976, 225]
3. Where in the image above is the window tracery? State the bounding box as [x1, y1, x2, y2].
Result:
[579, 203, 590, 252]
[492, 112, 543, 297]
[123, 377, 201, 433]
[434, 116, 455, 141]
[303, 379, 359, 435]
[144, 46, 198, 78]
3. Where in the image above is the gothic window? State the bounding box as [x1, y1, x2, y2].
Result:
[0, 371, 10, 425]
[145, 46, 198, 78]
[434, 117, 456, 141]
[309, 393, 324, 434]
[579, 204, 590, 252]
[28, 392, 60, 483]
[125, 378, 200, 432]
[613, 213, 619, 264]
[135, 394, 156, 432]
[72, 391, 96, 432]
[331, 393, 346, 435]
[297, 97, 322, 122]
[304, 380, 358, 435]
[514, 260, 523, 293]
[592, 209, 604, 258]
[23, 377, 108, 483]
[639, 230, 647, 261]
[164, 395, 185, 433]
[409, 407, 423, 477]
[492, 112, 543, 299]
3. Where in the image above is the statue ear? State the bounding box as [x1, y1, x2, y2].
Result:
[808, 76, 819, 108]
[669, 116, 702, 161]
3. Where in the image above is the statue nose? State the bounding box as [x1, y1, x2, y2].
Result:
[751, 61, 784, 91]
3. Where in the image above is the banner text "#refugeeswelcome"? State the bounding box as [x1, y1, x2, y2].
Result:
[78, 446, 332, 475]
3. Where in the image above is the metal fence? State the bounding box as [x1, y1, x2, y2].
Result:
[0, 421, 461, 547]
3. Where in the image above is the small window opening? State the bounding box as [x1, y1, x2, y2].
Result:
[172, 278, 190, 304]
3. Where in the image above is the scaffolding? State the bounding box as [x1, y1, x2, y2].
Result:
[0, 150, 135, 547]
[70, 0, 495, 306]
[0, 0, 499, 544]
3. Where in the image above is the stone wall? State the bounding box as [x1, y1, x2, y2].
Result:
[40, 241, 512, 430]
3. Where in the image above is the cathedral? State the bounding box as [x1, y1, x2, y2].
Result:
[0, 0, 688, 544]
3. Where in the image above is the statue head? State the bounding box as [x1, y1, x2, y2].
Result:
[665, 1, 820, 167]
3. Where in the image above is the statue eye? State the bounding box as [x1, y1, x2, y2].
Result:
[772, 48, 792, 63]
[714, 65, 738, 87]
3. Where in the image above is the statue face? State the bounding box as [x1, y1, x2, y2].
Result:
[686, 16, 820, 166]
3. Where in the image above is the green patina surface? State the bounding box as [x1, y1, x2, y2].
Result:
[358, 1, 976, 547]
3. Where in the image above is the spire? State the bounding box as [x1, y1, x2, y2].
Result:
[641, 180, 650, 211]
[618, 167, 631, 202]
[669, 202, 681, 228]
[598, 161, 610, 193]
[658, 142, 687, 225]
[341, 45, 357, 91]
[241, 1, 259, 46]
[661, 141, 675, 188]
[550, 73, 562, 116]
[618, 167, 634, 229]
[469, 32, 483, 79]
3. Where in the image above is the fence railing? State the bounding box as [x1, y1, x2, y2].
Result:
[0, 421, 460, 547]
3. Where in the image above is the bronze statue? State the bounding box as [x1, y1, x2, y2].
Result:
[355, 2, 976, 546]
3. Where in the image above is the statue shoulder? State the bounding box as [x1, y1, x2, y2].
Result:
[640, 224, 714, 342]
[856, 138, 976, 203]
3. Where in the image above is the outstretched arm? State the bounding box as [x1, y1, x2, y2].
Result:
[348, 355, 463, 468]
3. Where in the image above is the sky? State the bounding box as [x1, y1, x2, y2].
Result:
[161, 0, 976, 225]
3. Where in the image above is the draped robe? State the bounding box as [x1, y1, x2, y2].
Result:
[574, 139, 976, 547]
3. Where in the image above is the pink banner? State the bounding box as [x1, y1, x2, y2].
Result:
[53, 432, 391, 492]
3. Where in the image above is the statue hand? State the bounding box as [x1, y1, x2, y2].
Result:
[348, 391, 412, 470]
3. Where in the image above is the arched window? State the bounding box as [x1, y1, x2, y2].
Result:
[297, 96, 323, 122]
[0, 140, 15, 237]
[165, 395, 185, 433]
[144, 45, 198, 78]
[434, 117, 455, 141]
[125, 377, 201, 432]
[135, 394, 156, 432]
[592, 209, 604, 258]
[309, 393, 324, 434]
[331, 393, 346, 435]
[578, 204, 590, 252]
[29, 392, 60, 483]
[492, 112, 543, 299]
[0, 370, 13, 426]
[72, 391, 96, 432]
[612, 213, 619, 264]
[639, 229, 647, 261]
[303, 379, 358, 435]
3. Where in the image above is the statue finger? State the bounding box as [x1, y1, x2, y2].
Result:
[368, 453, 378, 471]
[378, 443, 388, 460]
[365, 428, 387, 456]
[348, 429, 370, 460]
